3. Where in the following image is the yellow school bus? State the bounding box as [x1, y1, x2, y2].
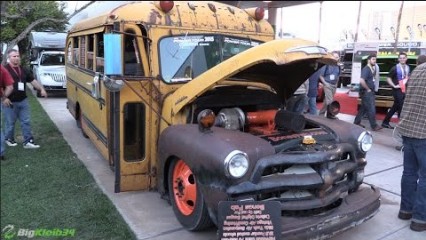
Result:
[66, 1, 380, 238]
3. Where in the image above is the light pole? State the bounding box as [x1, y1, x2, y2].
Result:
[406, 25, 413, 53]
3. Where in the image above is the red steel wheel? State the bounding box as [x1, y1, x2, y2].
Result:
[172, 159, 197, 215]
[168, 159, 213, 231]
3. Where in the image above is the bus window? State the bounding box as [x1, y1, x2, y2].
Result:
[80, 36, 86, 68]
[123, 103, 145, 161]
[159, 35, 261, 83]
[67, 42, 72, 63]
[87, 35, 94, 71]
[124, 30, 144, 76]
[73, 37, 79, 65]
[96, 33, 104, 72]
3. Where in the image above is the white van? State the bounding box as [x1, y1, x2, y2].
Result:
[29, 31, 67, 97]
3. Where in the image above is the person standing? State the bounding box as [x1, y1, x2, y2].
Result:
[395, 54, 426, 232]
[353, 54, 383, 131]
[1, 65, 14, 160]
[307, 68, 322, 115]
[318, 51, 341, 116]
[382, 52, 410, 129]
[3, 49, 47, 149]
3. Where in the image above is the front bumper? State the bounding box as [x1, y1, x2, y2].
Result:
[281, 184, 380, 240]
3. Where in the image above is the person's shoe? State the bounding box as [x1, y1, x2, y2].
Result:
[0, 156, 5, 161]
[23, 139, 40, 149]
[354, 123, 365, 128]
[381, 123, 395, 129]
[410, 221, 426, 232]
[5, 139, 18, 147]
[398, 211, 412, 220]
[372, 125, 383, 131]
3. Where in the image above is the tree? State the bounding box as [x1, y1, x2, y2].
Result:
[354, 1, 362, 43]
[0, 1, 95, 64]
[393, 1, 404, 54]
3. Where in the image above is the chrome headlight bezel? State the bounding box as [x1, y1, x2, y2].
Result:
[224, 150, 249, 178]
[358, 131, 373, 152]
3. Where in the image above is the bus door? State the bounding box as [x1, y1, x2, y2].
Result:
[104, 24, 154, 192]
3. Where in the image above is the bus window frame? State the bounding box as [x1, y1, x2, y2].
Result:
[122, 24, 149, 77]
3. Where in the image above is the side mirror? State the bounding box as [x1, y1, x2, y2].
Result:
[104, 34, 123, 75]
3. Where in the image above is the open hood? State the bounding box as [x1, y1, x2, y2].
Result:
[163, 38, 336, 122]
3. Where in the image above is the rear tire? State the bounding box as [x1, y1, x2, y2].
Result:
[168, 159, 213, 231]
[78, 112, 89, 139]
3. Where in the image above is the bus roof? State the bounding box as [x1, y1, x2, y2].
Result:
[68, 1, 274, 36]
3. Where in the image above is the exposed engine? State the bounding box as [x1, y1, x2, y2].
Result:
[215, 107, 307, 135]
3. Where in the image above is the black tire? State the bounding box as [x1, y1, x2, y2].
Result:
[78, 113, 89, 139]
[168, 159, 213, 231]
[36, 90, 42, 98]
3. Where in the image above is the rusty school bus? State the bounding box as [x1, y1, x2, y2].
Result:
[65, 1, 380, 239]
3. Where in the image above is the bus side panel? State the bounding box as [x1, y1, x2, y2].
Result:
[67, 66, 110, 162]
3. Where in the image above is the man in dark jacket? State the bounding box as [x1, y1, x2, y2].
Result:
[3, 49, 47, 149]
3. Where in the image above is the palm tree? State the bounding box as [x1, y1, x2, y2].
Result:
[318, 1, 323, 44]
[394, 1, 404, 54]
[354, 1, 362, 43]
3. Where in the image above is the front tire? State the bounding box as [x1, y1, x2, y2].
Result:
[168, 159, 213, 231]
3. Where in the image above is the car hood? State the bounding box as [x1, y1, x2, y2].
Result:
[163, 38, 336, 122]
[38, 65, 65, 73]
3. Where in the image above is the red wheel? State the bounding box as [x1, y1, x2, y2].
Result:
[172, 159, 197, 215]
[168, 159, 213, 231]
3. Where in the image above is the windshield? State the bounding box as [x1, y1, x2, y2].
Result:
[159, 35, 262, 83]
[40, 53, 65, 66]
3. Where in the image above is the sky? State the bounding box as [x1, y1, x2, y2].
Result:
[63, 1, 426, 50]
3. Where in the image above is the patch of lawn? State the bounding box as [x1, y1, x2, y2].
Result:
[1, 92, 135, 240]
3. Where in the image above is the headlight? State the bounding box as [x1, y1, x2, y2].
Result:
[358, 131, 373, 152]
[224, 150, 249, 178]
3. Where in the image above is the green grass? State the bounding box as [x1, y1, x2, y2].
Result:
[1, 91, 136, 240]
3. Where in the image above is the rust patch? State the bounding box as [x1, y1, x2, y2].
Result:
[165, 15, 172, 26]
[255, 23, 261, 33]
[149, 9, 161, 24]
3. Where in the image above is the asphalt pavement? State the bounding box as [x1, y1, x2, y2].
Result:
[36, 89, 424, 240]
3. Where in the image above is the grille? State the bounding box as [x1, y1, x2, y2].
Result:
[46, 73, 66, 82]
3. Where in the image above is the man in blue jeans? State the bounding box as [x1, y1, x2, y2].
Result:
[3, 49, 47, 149]
[1, 65, 14, 160]
[307, 68, 322, 115]
[396, 54, 426, 232]
[353, 54, 382, 131]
